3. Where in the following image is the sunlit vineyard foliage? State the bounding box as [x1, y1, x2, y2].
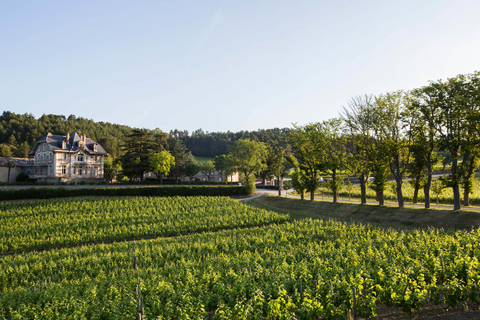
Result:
[0, 196, 289, 253]
[3, 218, 480, 319]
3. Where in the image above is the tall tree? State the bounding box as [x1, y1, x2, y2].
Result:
[410, 87, 442, 209]
[185, 158, 201, 181]
[286, 155, 308, 200]
[340, 95, 375, 204]
[425, 72, 480, 210]
[214, 154, 229, 183]
[288, 123, 328, 201]
[104, 156, 122, 182]
[258, 146, 276, 187]
[269, 147, 290, 196]
[227, 139, 268, 195]
[152, 129, 169, 153]
[374, 91, 413, 207]
[167, 137, 188, 182]
[201, 161, 216, 181]
[321, 119, 346, 203]
[458, 72, 480, 206]
[120, 129, 154, 181]
[148, 151, 175, 184]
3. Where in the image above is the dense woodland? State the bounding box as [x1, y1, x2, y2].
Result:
[172, 128, 289, 157]
[0, 112, 131, 159]
[0, 111, 289, 159]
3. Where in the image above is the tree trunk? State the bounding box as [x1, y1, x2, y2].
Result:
[7, 168, 11, 184]
[464, 187, 470, 207]
[424, 154, 432, 209]
[360, 173, 367, 204]
[332, 168, 337, 203]
[278, 177, 282, 196]
[463, 167, 473, 207]
[424, 180, 431, 209]
[413, 187, 419, 204]
[396, 176, 404, 208]
[310, 189, 315, 201]
[379, 190, 384, 206]
[160, 175, 163, 185]
[451, 158, 461, 210]
[301, 191, 304, 200]
[462, 155, 476, 207]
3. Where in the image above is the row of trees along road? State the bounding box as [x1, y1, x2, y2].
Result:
[288, 71, 480, 210]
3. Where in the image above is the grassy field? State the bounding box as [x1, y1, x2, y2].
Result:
[195, 157, 215, 164]
[247, 195, 480, 231]
[314, 177, 480, 206]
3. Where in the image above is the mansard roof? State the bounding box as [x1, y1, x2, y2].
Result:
[29, 132, 108, 156]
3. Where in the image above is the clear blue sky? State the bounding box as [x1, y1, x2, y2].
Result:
[1, 0, 479, 133]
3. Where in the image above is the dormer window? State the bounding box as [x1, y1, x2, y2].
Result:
[93, 144, 97, 152]
[62, 141, 66, 149]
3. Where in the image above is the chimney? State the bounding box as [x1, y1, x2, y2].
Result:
[66, 132, 70, 142]
[47, 132, 52, 136]
[82, 134, 86, 143]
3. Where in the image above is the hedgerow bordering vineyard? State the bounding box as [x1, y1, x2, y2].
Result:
[0, 185, 248, 201]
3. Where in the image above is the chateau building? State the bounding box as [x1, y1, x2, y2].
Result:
[29, 132, 108, 182]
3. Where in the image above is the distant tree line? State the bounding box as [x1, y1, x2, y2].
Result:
[170, 127, 290, 158]
[0, 112, 131, 158]
[0, 112, 290, 160]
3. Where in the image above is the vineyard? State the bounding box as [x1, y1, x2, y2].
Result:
[0, 196, 288, 253]
[2, 196, 480, 319]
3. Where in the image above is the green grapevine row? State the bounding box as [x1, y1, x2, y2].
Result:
[0, 196, 289, 253]
[3, 219, 480, 319]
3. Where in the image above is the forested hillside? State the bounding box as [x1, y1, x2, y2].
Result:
[172, 127, 290, 158]
[0, 112, 132, 158]
[0, 111, 289, 159]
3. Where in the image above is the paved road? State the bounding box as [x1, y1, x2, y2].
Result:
[248, 188, 480, 212]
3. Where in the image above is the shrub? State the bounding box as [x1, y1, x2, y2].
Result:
[244, 179, 256, 196]
[15, 173, 30, 182]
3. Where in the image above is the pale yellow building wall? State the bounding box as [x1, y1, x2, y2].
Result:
[32, 142, 105, 181]
[0, 167, 23, 183]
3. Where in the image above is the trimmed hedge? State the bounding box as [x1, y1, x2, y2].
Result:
[0, 186, 248, 201]
[260, 186, 279, 190]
